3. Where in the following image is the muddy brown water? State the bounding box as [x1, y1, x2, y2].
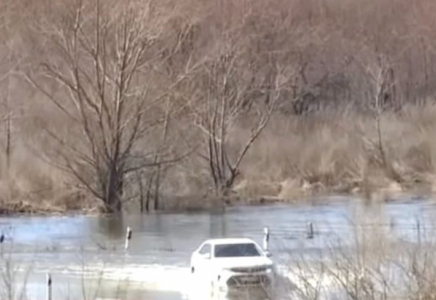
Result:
[0, 196, 435, 299]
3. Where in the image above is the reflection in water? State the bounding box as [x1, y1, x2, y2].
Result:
[97, 214, 126, 239]
[155, 213, 174, 252]
[209, 213, 227, 238]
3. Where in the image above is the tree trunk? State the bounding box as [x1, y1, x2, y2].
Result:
[153, 173, 160, 211]
[137, 171, 145, 213]
[145, 174, 154, 213]
[104, 165, 123, 212]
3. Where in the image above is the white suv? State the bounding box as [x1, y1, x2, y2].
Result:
[190, 238, 275, 296]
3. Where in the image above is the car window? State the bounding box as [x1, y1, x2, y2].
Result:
[199, 243, 211, 255]
[214, 243, 261, 258]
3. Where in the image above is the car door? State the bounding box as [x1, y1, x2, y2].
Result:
[194, 243, 212, 280]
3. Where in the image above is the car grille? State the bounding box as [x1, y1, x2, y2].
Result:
[230, 266, 268, 273]
[227, 275, 271, 287]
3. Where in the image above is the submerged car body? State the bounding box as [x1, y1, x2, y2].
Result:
[190, 238, 275, 296]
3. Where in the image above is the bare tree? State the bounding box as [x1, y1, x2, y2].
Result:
[0, 0, 22, 203]
[186, 45, 292, 197]
[26, 0, 193, 212]
[139, 96, 183, 212]
[360, 54, 402, 183]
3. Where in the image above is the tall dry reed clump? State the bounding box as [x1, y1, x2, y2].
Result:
[234, 103, 436, 203]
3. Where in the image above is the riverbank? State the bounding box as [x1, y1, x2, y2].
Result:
[159, 183, 428, 214]
[132, 104, 436, 213]
[2, 104, 436, 215]
[0, 176, 434, 215]
[0, 192, 104, 215]
[0, 185, 431, 217]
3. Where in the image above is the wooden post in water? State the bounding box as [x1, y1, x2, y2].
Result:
[263, 227, 270, 251]
[0, 232, 4, 257]
[307, 222, 314, 239]
[125, 227, 132, 250]
[46, 273, 52, 300]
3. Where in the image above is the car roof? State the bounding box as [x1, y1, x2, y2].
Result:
[202, 238, 257, 245]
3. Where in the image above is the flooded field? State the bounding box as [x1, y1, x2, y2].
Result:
[1, 196, 436, 299]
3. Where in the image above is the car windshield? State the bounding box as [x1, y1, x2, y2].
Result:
[214, 243, 261, 258]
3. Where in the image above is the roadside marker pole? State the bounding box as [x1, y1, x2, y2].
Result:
[263, 227, 270, 251]
[46, 273, 52, 300]
[0, 232, 4, 257]
[125, 227, 132, 250]
[307, 222, 314, 239]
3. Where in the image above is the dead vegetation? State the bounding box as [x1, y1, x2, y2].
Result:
[2, 0, 436, 213]
[279, 218, 436, 300]
[237, 105, 436, 203]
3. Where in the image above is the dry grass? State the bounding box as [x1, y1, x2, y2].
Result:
[0, 149, 101, 214]
[278, 219, 436, 300]
[225, 103, 436, 204]
[0, 241, 138, 300]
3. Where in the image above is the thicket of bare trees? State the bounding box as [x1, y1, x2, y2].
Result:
[25, 0, 200, 212]
[1, 0, 436, 212]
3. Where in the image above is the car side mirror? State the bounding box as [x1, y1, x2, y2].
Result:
[265, 251, 272, 258]
[200, 252, 211, 259]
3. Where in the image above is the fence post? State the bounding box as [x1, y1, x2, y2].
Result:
[263, 227, 270, 251]
[125, 227, 132, 250]
[0, 232, 4, 257]
[46, 273, 52, 300]
[307, 222, 314, 239]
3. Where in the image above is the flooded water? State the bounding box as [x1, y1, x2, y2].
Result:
[1, 196, 436, 300]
